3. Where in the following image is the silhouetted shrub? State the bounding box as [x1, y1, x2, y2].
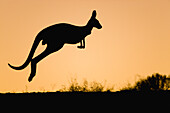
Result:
[121, 73, 170, 91]
[134, 73, 169, 91]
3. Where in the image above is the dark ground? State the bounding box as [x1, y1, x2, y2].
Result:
[1, 91, 169, 107]
[1, 90, 170, 97]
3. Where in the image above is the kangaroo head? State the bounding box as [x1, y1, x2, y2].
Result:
[88, 10, 102, 29]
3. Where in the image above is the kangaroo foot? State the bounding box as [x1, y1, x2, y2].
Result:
[28, 76, 33, 82]
[77, 46, 85, 49]
[28, 76, 32, 82]
[28, 73, 35, 82]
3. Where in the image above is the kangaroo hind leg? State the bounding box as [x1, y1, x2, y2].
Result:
[28, 47, 51, 82]
[28, 43, 64, 82]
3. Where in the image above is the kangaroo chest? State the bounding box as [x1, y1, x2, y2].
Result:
[63, 30, 88, 44]
[60, 26, 90, 44]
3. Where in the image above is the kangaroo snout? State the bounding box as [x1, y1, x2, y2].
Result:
[97, 25, 102, 29]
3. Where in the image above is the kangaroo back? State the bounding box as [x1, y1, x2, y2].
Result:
[8, 35, 42, 70]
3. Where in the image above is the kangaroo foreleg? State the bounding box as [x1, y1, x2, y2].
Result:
[77, 39, 85, 49]
[83, 39, 85, 48]
[77, 41, 83, 48]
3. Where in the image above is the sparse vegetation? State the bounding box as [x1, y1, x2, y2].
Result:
[59, 78, 114, 92]
[59, 73, 169, 92]
[0, 73, 169, 95]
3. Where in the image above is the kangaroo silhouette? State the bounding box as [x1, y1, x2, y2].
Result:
[8, 10, 102, 82]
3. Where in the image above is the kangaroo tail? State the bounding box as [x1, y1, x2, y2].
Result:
[8, 35, 42, 70]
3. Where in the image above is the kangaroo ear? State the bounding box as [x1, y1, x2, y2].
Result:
[91, 10, 96, 19]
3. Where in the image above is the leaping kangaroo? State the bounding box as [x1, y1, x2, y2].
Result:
[8, 10, 102, 82]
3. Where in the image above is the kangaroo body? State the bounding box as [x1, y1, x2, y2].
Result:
[41, 23, 91, 45]
[8, 10, 102, 82]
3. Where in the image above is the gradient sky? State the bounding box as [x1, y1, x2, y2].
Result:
[0, 0, 170, 92]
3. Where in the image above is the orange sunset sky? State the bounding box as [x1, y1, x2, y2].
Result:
[0, 0, 170, 92]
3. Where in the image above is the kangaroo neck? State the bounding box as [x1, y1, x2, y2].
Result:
[85, 22, 93, 35]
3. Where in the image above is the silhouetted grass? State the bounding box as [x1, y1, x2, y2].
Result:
[59, 78, 114, 92]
